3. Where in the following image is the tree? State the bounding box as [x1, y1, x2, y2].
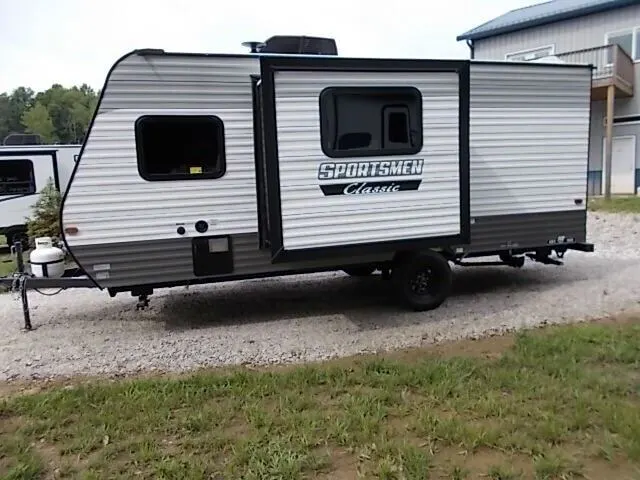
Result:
[21, 102, 57, 143]
[7, 87, 35, 134]
[0, 94, 10, 141]
[0, 83, 98, 145]
[25, 177, 63, 243]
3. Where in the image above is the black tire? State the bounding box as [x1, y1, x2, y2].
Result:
[391, 250, 453, 311]
[342, 265, 376, 277]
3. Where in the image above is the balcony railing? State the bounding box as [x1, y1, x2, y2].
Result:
[556, 44, 634, 97]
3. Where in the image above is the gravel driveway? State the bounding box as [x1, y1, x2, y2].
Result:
[1, 211, 639, 381]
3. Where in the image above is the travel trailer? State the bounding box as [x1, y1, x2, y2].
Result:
[1, 35, 595, 327]
[0, 144, 80, 247]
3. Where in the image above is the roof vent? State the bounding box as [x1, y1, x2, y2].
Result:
[241, 35, 338, 55]
[241, 41, 265, 53]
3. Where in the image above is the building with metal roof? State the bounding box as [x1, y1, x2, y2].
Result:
[457, 0, 640, 198]
[457, 0, 639, 42]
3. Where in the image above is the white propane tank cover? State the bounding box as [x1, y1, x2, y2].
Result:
[35, 237, 53, 248]
[29, 236, 65, 278]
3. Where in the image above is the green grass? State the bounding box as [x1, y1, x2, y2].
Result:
[0, 236, 16, 281]
[588, 195, 640, 213]
[0, 255, 15, 279]
[1, 316, 640, 479]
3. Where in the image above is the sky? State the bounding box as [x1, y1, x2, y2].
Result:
[0, 0, 535, 93]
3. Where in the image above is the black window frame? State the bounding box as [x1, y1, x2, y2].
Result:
[134, 114, 227, 182]
[319, 86, 423, 159]
[0, 159, 36, 196]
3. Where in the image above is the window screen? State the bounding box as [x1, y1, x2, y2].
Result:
[0, 160, 36, 196]
[135, 115, 226, 181]
[319, 87, 423, 158]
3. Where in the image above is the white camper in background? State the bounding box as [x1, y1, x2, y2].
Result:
[2, 35, 595, 322]
[0, 144, 80, 247]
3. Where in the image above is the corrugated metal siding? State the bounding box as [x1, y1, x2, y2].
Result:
[469, 63, 591, 217]
[73, 234, 394, 288]
[468, 210, 587, 252]
[273, 70, 462, 250]
[472, 4, 640, 116]
[62, 54, 261, 246]
[473, 4, 640, 58]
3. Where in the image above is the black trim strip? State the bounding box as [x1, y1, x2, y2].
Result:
[51, 150, 60, 190]
[30, 258, 65, 265]
[614, 115, 640, 124]
[259, 55, 471, 264]
[585, 65, 594, 211]
[0, 193, 37, 204]
[0, 149, 58, 157]
[250, 75, 269, 249]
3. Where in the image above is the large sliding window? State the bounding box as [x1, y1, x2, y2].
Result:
[319, 86, 423, 158]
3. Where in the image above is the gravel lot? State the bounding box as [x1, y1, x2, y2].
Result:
[1, 211, 639, 381]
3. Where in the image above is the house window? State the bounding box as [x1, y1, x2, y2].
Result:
[0, 160, 36, 196]
[605, 27, 640, 62]
[135, 115, 226, 181]
[505, 45, 555, 62]
[319, 86, 423, 158]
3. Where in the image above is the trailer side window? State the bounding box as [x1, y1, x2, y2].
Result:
[0, 160, 36, 196]
[135, 115, 226, 181]
[319, 86, 423, 158]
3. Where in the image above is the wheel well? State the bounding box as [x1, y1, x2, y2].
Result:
[392, 248, 451, 265]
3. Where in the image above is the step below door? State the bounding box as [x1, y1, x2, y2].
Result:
[259, 56, 470, 263]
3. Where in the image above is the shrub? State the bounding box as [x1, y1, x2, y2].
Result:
[25, 177, 62, 245]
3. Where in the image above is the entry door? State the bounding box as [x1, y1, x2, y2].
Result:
[602, 136, 636, 194]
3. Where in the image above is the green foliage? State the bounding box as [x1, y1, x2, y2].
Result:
[21, 102, 57, 143]
[588, 195, 640, 213]
[25, 177, 62, 243]
[1, 84, 98, 145]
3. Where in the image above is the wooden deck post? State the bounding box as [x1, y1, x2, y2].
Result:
[604, 84, 615, 199]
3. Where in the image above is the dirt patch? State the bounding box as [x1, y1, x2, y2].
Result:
[316, 448, 359, 480]
[431, 446, 532, 478]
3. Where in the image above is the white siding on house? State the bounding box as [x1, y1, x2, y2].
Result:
[472, 3, 640, 116]
[469, 62, 592, 216]
[273, 70, 462, 250]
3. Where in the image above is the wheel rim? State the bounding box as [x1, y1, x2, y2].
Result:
[409, 267, 434, 295]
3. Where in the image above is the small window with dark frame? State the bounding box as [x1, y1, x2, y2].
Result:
[0, 160, 36, 196]
[135, 115, 226, 181]
[319, 86, 423, 158]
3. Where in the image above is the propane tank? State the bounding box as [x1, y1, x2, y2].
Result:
[29, 237, 65, 278]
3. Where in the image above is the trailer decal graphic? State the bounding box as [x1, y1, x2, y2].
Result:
[317, 159, 423, 196]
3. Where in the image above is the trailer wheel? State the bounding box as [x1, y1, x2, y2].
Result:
[342, 265, 376, 277]
[391, 251, 453, 311]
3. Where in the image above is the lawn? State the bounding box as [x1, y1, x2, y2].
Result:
[1, 315, 639, 479]
[0, 235, 16, 280]
[0, 255, 15, 279]
[588, 195, 640, 214]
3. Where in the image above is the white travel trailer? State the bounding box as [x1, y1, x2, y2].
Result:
[2, 36, 595, 326]
[0, 144, 80, 247]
